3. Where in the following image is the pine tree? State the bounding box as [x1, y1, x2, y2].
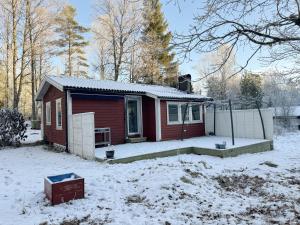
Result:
[141, 0, 178, 86]
[240, 72, 263, 109]
[52, 5, 89, 77]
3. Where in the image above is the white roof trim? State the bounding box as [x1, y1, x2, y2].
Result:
[36, 76, 64, 101]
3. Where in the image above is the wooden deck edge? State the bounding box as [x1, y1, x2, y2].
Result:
[98, 140, 273, 164]
[106, 147, 193, 164]
[192, 140, 273, 158]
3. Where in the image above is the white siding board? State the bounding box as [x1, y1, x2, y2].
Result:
[71, 112, 95, 160]
[205, 108, 273, 140]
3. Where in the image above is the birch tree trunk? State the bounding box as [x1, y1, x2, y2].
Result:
[26, 0, 36, 120]
[5, 16, 10, 108]
[12, 0, 18, 109]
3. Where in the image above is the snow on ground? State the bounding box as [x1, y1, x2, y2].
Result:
[0, 132, 299, 225]
[96, 136, 267, 159]
[22, 128, 42, 144]
[21, 122, 42, 144]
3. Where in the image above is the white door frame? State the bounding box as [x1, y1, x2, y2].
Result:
[125, 96, 143, 137]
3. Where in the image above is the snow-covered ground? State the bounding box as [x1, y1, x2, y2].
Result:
[21, 122, 42, 144]
[0, 132, 299, 225]
[22, 128, 42, 144]
[96, 136, 267, 159]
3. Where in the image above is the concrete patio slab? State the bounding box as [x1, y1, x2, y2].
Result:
[95, 136, 273, 164]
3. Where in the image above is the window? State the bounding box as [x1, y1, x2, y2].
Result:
[167, 102, 203, 124]
[56, 98, 62, 130]
[181, 104, 190, 121]
[191, 105, 201, 121]
[46, 102, 51, 125]
[168, 104, 179, 123]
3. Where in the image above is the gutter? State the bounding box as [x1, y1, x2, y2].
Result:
[158, 97, 213, 102]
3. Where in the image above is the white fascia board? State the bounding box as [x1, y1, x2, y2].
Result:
[145, 92, 158, 99]
[67, 90, 73, 153]
[47, 76, 64, 91]
[155, 98, 162, 141]
[35, 76, 64, 101]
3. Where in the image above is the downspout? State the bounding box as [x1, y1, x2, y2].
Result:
[64, 89, 69, 153]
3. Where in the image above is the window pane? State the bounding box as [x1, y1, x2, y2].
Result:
[168, 104, 178, 122]
[46, 103, 51, 123]
[181, 104, 189, 121]
[57, 101, 62, 127]
[58, 102, 62, 126]
[128, 100, 138, 133]
[192, 105, 200, 121]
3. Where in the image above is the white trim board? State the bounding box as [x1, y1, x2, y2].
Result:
[155, 99, 161, 141]
[67, 91, 73, 153]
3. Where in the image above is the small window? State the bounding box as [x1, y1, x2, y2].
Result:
[46, 102, 51, 125]
[168, 104, 179, 123]
[181, 104, 190, 121]
[56, 98, 62, 130]
[192, 105, 201, 121]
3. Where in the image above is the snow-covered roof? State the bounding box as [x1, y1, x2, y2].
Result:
[36, 75, 212, 101]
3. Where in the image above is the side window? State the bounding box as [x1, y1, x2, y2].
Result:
[168, 104, 179, 123]
[191, 105, 200, 121]
[56, 98, 62, 129]
[181, 104, 190, 122]
[46, 102, 51, 125]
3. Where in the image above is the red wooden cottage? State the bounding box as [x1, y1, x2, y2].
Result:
[36, 75, 212, 151]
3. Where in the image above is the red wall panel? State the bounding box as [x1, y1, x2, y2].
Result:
[43, 86, 66, 146]
[42, 84, 205, 147]
[72, 98, 125, 145]
[142, 96, 156, 141]
[160, 100, 205, 141]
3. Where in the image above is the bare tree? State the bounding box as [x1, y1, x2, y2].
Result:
[174, 0, 300, 80]
[11, 0, 21, 109]
[195, 45, 240, 99]
[1, 12, 11, 107]
[91, 21, 112, 80]
[93, 0, 142, 81]
[27, 0, 61, 119]
[0, 0, 60, 117]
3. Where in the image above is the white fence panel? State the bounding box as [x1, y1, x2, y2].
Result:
[70, 112, 95, 160]
[205, 108, 273, 140]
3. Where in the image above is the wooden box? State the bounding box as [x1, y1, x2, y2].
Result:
[44, 173, 84, 205]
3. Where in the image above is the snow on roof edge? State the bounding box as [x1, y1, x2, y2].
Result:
[36, 75, 212, 101]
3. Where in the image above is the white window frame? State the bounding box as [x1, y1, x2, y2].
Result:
[167, 102, 180, 124]
[167, 102, 203, 125]
[46, 101, 51, 125]
[190, 104, 203, 123]
[126, 96, 143, 136]
[56, 98, 62, 130]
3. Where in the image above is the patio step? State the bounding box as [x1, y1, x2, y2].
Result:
[126, 137, 147, 143]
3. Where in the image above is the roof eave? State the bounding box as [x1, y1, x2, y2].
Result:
[158, 96, 213, 102]
[35, 76, 64, 101]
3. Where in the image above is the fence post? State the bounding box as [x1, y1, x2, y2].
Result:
[256, 101, 266, 139]
[213, 103, 216, 135]
[229, 100, 235, 145]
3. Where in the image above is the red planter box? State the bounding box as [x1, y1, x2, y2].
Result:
[44, 173, 84, 205]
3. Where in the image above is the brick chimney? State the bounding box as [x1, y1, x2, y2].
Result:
[178, 74, 192, 93]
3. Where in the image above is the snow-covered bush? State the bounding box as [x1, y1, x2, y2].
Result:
[0, 108, 27, 147]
